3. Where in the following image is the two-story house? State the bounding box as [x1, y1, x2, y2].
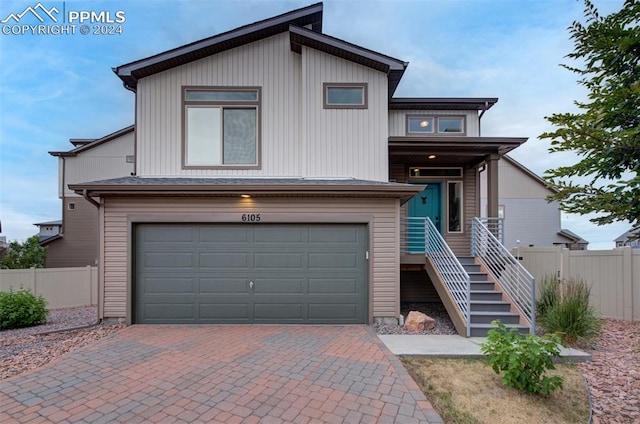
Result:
[68, 3, 534, 336]
[45, 126, 134, 268]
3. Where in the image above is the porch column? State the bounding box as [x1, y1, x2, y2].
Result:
[487, 154, 499, 217]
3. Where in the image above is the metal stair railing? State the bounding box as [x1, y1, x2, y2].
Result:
[477, 217, 504, 245]
[400, 217, 426, 254]
[471, 217, 536, 333]
[425, 217, 471, 337]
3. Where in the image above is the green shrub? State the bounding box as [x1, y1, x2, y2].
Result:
[0, 287, 49, 330]
[536, 275, 560, 318]
[480, 321, 564, 396]
[537, 277, 601, 345]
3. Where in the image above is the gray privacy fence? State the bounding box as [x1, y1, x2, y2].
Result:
[0, 266, 98, 309]
[513, 246, 640, 322]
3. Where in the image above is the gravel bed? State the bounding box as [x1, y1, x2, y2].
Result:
[0, 306, 124, 380]
[577, 319, 640, 424]
[374, 302, 457, 335]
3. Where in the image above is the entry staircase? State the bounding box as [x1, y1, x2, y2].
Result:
[403, 216, 535, 337]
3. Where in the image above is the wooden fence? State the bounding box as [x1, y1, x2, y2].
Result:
[513, 246, 639, 322]
[0, 266, 98, 309]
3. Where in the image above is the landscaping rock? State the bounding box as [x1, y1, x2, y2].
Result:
[403, 311, 435, 332]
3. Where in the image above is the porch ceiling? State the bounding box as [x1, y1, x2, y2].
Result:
[388, 136, 528, 167]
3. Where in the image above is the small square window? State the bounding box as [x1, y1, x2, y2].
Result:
[68, 202, 76, 211]
[323, 83, 367, 109]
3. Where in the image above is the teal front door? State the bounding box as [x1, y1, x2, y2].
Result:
[408, 183, 442, 252]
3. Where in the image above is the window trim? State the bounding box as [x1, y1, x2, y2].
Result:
[409, 167, 463, 179]
[182, 86, 261, 170]
[405, 114, 466, 136]
[447, 181, 464, 234]
[323, 83, 368, 109]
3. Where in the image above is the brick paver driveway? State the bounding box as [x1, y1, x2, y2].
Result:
[1, 325, 443, 423]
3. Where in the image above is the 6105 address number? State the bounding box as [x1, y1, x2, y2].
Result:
[241, 213, 261, 222]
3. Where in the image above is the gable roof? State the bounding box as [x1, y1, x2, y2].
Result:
[114, 3, 323, 89]
[558, 229, 588, 244]
[614, 229, 640, 243]
[502, 154, 558, 194]
[289, 25, 407, 97]
[49, 125, 134, 157]
[34, 220, 62, 227]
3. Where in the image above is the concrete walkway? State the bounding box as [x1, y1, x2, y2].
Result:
[1, 325, 444, 423]
[378, 334, 592, 362]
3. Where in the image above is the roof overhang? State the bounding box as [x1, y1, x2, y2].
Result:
[50, 125, 134, 157]
[289, 25, 408, 97]
[113, 3, 323, 89]
[70, 177, 423, 203]
[39, 234, 62, 246]
[389, 136, 528, 167]
[389, 98, 498, 111]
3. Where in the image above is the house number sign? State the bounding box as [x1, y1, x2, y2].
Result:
[241, 213, 261, 222]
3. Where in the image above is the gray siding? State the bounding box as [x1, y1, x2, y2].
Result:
[101, 197, 400, 321]
[135, 32, 389, 181]
[63, 132, 134, 197]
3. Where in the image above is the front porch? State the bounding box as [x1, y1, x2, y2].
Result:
[397, 216, 535, 337]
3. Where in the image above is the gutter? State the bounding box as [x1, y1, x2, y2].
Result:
[83, 189, 100, 209]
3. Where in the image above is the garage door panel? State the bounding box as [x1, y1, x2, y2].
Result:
[254, 253, 303, 269]
[199, 252, 250, 269]
[309, 252, 358, 270]
[141, 277, 195, 294]
[135, 224, 367, 324]
[144, 252, 195, 268]
[308, 226, 359, 243]
[199, 303, 251, 320]
[199, 227, 251, 243]
[199, 278, 249, 294]
[142, 226, 195, 243]
[254, 303, 303, 320]
[254, 226, 303, 243]
[309, 278, 358, 294]
[254, 278, 304, 294]
[309, 303, 358, 320]
[143, 303, 195, 322]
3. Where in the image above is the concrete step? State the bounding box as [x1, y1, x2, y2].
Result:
[469, 323, 530, 337]
[470, 290, 504, 301]
[470, 311, 521, 324]
[470, 300, 512, 312]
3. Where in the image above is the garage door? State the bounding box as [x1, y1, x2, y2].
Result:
[135, 224, 368, 324]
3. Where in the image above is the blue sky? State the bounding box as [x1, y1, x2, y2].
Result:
[0, 0, 630, 249]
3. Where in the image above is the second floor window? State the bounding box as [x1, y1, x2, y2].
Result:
[183, 87, 260, 168]
[323, 83, 368, 109]
[407, 115, 465, 135]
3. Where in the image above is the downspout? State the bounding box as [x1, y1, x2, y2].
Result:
[61, 156, 66, 235]
[478, 101, 489, 136]
[123, 82, 137, 176]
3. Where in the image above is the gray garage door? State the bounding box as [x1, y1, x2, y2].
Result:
[135, 224, 368, 324]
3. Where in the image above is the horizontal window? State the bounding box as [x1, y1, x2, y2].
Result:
[407, 115, 465, 135]
[410, 167, 463, 178]
[323, 83, 368, 109]
[183, 87, 260, 168]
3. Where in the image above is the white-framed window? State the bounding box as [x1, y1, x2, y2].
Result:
[323, 83, 368, 109]
[410, 167, 463, 178]
[68, 202, 76, 211]
[183, 87, 260, 168]
[407, 115, 465, 135]
[448, 181, 463, 233]
[498, 205, 505, 219]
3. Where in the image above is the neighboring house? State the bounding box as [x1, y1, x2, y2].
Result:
[65, 4, 533, 334]
[615, 229, 640, 248]
[480, 155, 588, 250]
[34, 220, 62, 242]
[44, 126, 134, 268]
